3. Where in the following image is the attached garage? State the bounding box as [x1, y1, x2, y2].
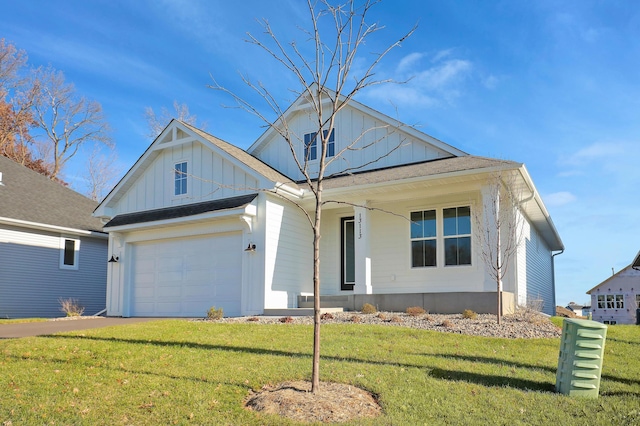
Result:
[130, 232, 242, 317]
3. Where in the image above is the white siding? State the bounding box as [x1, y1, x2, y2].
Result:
[0, 225, 107, 318]
[263, 195, 313, 308]
[114, 141, 260, 215]
[251, 106, 452, 181]
[319, 194, 486, 296]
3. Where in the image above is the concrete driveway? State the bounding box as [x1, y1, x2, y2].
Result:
[0, 317, 160, 339]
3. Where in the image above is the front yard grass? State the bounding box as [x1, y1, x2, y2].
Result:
[1, 319, 638, 425]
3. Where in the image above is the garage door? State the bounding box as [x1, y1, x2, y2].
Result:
[130, 233, 242, 317]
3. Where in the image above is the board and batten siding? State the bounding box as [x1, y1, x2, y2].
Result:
[0, 225, 107, 318]
[251, 106, 451, 182]
[263, 195, 313, 308]
[115, 142, 260, 215]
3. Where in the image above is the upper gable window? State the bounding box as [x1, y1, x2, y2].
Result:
[174, 161, 188, 196]
[304, 129, 335, 161]
[60, 237, 79, 270]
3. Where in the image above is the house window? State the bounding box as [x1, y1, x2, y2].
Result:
[174, 161, 188, 196]
[443, 206, 471, 266]
[60, 237, 79, 270]
[603, 320, 617, 325]
[411, 210, 437, 267]
[304, 129, 334, 161]
[599, 294, 624, 309]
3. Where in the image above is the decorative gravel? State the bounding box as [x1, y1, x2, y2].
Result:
[212, 311, 562, 339]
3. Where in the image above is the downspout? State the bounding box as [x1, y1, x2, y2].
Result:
[551, 249, 565, 314]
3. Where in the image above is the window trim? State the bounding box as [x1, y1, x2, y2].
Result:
[341, 216, 355, 291]
[410, 209, 437, 268]
[173, 160, 188, 197]
[409, 205, 473, 269]
[59, 236, 79, 270]
[443, 206, 472, 267]
[304, 129, 335, 161]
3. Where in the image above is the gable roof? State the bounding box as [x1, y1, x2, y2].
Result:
[95, 120, 298, 217]
[0, 156, 104, 233]
[104, 193, 258, 228]
[181, 122, 297, 188]
[248, 86, 468, 158]
[586, 263, 640, 294]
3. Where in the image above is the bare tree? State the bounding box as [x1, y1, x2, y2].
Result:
[31, 66, 112, 180]
[211, 0, 414, 393]
[144, 100, 205, 140]
[83, 143, 121, 201]
[0, 39, 40, 165]
[474, 170, 525, 324]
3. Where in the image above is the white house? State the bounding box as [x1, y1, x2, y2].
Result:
[587, 261, 640, 325]
[93, 92, 564, 318]
[0, 156, 108, 318]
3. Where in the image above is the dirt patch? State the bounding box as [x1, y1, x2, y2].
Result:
[245, 380, 381, 423]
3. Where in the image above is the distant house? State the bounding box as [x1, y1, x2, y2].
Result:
[94, 91, 563, 318]
[587, 260, 640, 325]
[0, 156, 108, 318]
[566, 302, 589, 317]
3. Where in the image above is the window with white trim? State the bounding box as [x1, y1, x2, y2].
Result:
[443, 206, 472, 266]
[410, 205, 472, 268]
[304, 129, 334, 161]
[174, 161, 188, 196]
[411, 210, 437, 267]
[60, 237, 79, 270]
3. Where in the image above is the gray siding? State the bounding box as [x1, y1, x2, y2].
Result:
[0, 225, 107, 318]
[525, 225, 554, 315]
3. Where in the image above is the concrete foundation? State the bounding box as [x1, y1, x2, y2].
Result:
[298, 291, 515, 315]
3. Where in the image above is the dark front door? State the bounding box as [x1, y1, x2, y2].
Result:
[341, 217, 355, 290]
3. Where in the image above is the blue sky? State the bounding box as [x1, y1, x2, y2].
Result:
[2, 0, 639, 307]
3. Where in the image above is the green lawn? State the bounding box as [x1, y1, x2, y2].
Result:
[1, 319, 638, 425]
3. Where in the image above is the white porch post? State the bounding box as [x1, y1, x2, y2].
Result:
[481, 184, 502, 314]
[354, 205, 372, 294]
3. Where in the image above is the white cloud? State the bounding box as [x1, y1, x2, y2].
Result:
[397, 52, 424, 73]
[543, 191, 577, 207]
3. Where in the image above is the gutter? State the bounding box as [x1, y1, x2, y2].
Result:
[0, 217, 107, 239]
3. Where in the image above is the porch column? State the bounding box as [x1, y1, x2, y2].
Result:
[354, 205, 372, 294]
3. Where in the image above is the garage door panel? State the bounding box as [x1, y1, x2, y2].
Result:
[130, 233, 242, 317]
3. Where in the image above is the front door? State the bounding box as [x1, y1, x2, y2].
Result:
[341, 217, 355, 290]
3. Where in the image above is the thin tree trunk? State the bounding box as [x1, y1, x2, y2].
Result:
[311, 186, 322, 393]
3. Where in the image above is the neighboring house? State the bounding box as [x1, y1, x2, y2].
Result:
[93, 92, 564, 318]
[566, 302, 589, 317]
[0, 156, 108, 318]
[587, 261, 640, 325]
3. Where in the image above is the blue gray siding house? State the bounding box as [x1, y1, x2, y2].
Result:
[0, 156, 108, 318]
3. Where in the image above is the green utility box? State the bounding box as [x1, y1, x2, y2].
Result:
[555, 318, 607, 398]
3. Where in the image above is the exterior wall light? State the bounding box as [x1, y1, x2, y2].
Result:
[244, 243, 256, 252]
[108, 255, 119, 263]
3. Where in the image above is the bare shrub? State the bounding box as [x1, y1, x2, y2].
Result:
[423, 314, 433, 322]
[376, 312, 387, 321]
[390, 315, 403, 323]
[320, 312, 334, 320]
[441, 319, 454, 328]
[361, 303, 377, 314]
[516, 299, 546, 324]
[406, 306, 426, 316]
[462, 309, 478, 320]
[246, 317, 260, 322]
[207, 306, 224, 320]
[279, 316, 294, 324]
[350, 315, 362, 323]
[58, 298, 84, 317]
